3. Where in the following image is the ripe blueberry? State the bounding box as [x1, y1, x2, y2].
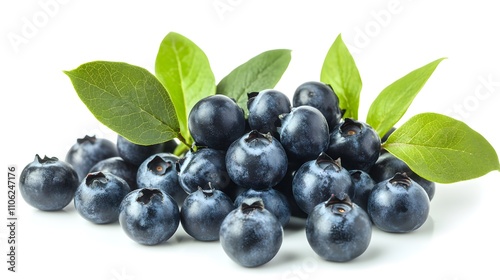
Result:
[247, 89, 291, 137]
[220, 197, 283, 267]
[20, 155, 79, 211]
[225, 130, 288, 190]
[74, 171, 131, 224]
[119, 188, 179, 245]
[188, 94, 245, 150]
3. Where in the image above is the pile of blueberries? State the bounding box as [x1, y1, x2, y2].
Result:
[19, 81, 435, 267]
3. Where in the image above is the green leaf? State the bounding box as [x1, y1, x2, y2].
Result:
[320, 34, 362, 120]
[155, 32, 216, 144]
[217, 49, 291, 114]
[383, 113, 500, 183]
[367, 58, 446, 138]
[64, 61, 180, 146]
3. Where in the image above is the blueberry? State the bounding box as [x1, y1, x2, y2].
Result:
[279, 105, 330, 162]
[306, 194, 372, 262]
[234, 188, 291, 227]
[89, 156, 138, 190]
[136, 153, 186, 204]
[177, 147, 232, 194]
[367, 172, 430, 233]
[274, 160, 308, 218]
[188, 94, 246, 150]
[119, 188, 180, 245]
[65, 135, 119, 181]
[74, 171, 131, 224]
[292, 153, 353, 214]
[348, 170, 376, 212]
[19, 155, 79, 211]
[117, 134, 177, 167]
[225, 130, 288, 190]
[369, 151, 436, 200]
[327, 118, 381, 172]
[293, 81, 342, 131]
[247, 89, 291, 137]
[219, 198, 283, 267]
[180, 184, 234, 241]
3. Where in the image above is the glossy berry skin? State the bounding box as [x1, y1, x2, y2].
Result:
[306, 195, 372, 262]
[117, 135, 176, 167]
[220, 198, 283, 267]
[349, 170, 376, 212]
[327, 118, 381, 172]
[89, 157, 138, 190]
[292, 153, 353, 214]
[279, 105, 330, 162]
[369, 151, 435, 200]
[119, 188, 179, 245]
[136, 153, 186, 204]
[188, 94, 246, 150]
[65, 135, 119, 181]
[74, 171, 131, 224]
[225, 130, 288, 190]
[247, 89, 291, 137]
[177, 148, 231, 194]
[19, 155, 79, 211]
[293, 81, 343, 131]
[367, 173, 430, 233]
[234, 188, 291, 227]
[180, 185, 234, 241]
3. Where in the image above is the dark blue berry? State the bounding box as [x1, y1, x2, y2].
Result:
[348, 170, 376, 212]
[180, 184, 234, 241]
[188, 94, 245, 150]
[327, 118, 381, 172]
[225, 130, 288, 190]
[306, 194, 372, 262]
[367, 172, 430, 233]
[279, 105, 330, 162]
[247, 89, 291, 137]
[65, 135, 119, 181]
[20, 155, 79, 211]
[119, 188, 179, 245]
[89, 156, 138, 190]
[292, 153, 353, 214]
[369, 151, 435, 200]
[136, 153, 186, 204]
[177, 147, 231, 194]
[74, 171, 131, 224]
[293, 81, 342, 131]
[219, 198, 283, 267]
[234, 188, 291, 227]
[117, 134, 176, 167]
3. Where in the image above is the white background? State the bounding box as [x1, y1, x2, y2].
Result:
[2, 1, 500, 280]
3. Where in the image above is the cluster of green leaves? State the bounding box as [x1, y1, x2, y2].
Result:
[64, 32, 500, 184]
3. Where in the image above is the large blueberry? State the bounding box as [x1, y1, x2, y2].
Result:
[20, 155, 79, 211]
[74, 171, 131, 224]
[119, 188, 179, 245]
[136, 153, 186, 204]
[293, 81, 343, 131]
[292, 153, 353, 214]
[367, 172, 430, 233]
[279, 105, 330, 162]
[188, 94, 246, 150]
[327, 118, 381, 172]
[219, 198, 283, 267]
[225, 130, 288, 190]
[180, 184, 234, 241]
[247, 89, 291, 137]
[65, 135, 119, 181]
[306, 194, 372, 262]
